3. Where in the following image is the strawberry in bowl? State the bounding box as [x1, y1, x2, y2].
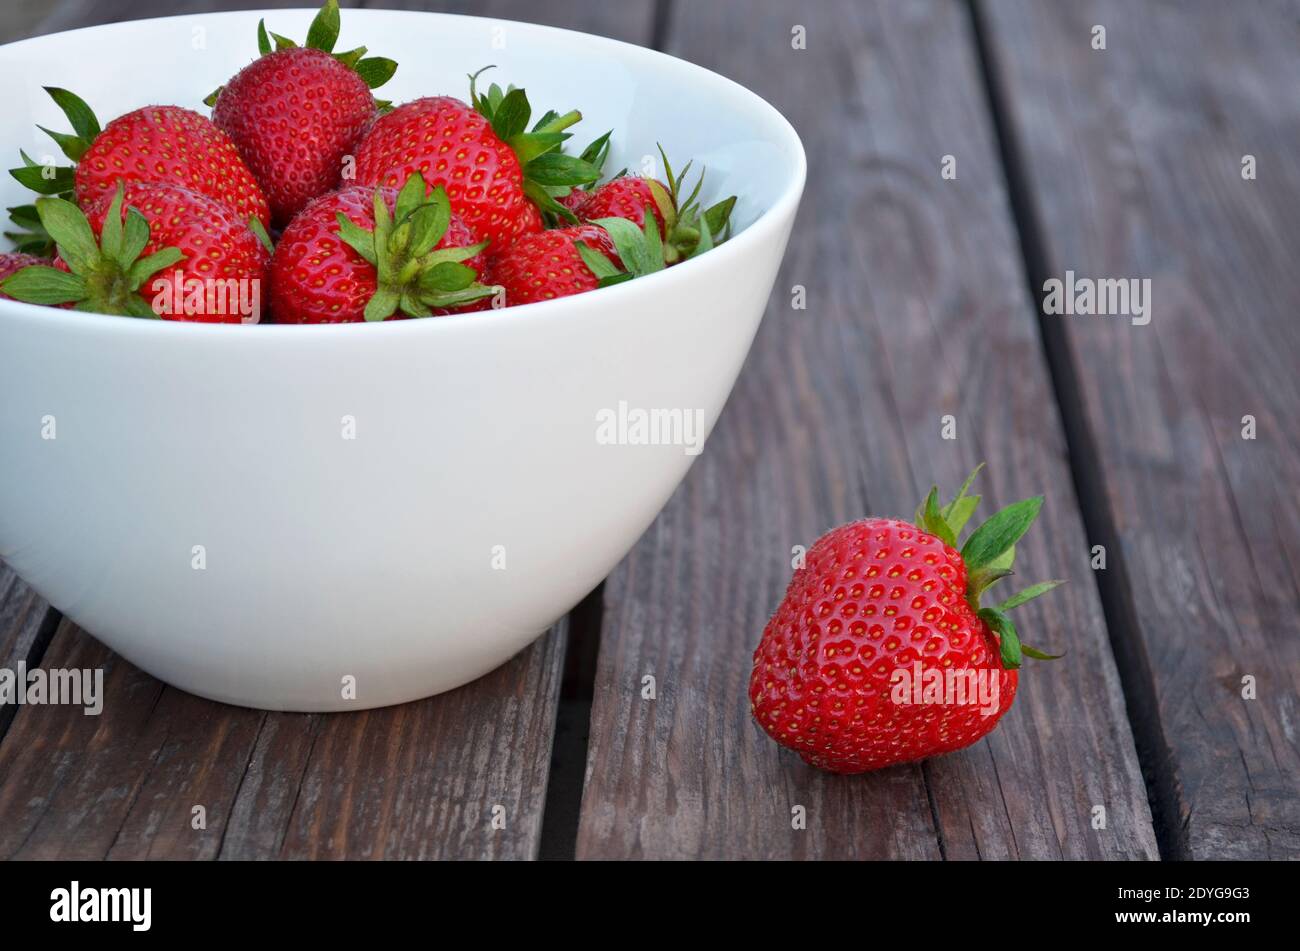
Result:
[271, 173, 496, 323]
[209, 0, 396, 227]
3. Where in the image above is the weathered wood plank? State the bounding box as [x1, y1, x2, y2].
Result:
[0, 0, 71, 44]
[0, 563, 59, 738]
[0, 0, 656, 49]
[977, 0, 1300, 859]
[360, 0, 658, 45]
[576, 0, 1157, 859]
[0, 616, 567, 859]
[0, 0, 307, 44]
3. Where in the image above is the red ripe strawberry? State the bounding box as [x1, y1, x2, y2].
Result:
[579, 148, 737, 264]
[577, 177, 673, 237]
[354, 96, 534, 249]
[353, 69, 600, 251]
[210, 1, 397, 227]
[9, 89, 269, 228]
[490, 186, 727, 307]
[0, 252, 53, 302]
[749, 466, 1063, 774]
[1, 182, 270, 323]
[488, 225, 621, 306]
[271, 173, 495, 323]
[557, 190, 591, 215]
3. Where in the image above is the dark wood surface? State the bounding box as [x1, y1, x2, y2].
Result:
[576, 0, 1154, 860]
[0, 0, 1294, 860]
[0, 565, 57, 739]
[977, 0, 1300, 860]
[0, 616, 566, 859]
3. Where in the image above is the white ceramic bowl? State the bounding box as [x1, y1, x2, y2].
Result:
[0, 9, 805, 710]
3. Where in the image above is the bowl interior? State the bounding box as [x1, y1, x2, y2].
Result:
[0, 8, 803, 240]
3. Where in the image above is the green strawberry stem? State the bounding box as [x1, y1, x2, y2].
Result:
[575, 212, 712, 289]
[656, 144, 737, 263]
[248, 217, 274, 254]
[8, 88, 100, 199]
[914, 464, 1064, 670]
[204, 0, 397, 108]
[333, 172, 498, 320]
[468, 66, 602, 223]
[569, 130, 613, 199]
[572, 162, 733, 289]
[6, 203, 57, 256]
[0, 182, 183, 318]
[579, 146, 743, 268]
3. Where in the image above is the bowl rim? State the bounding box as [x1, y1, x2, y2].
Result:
[0, 7, 807, 338]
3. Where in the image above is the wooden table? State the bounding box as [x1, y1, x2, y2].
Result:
[1, 0, 1296, 861]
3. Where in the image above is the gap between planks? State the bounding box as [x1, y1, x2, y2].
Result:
[967, 0, 1193, 861]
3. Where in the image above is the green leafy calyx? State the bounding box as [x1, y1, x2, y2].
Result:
[8, 88, 99, 199]
[575, 144, 738, 277]
[6, 203, 57, 256]
[570, 144, 740, 287]
[575, 215, 669, 289]
[469, 66, 602, 223]
[913, 463, 1064, 670]
[0, 182, 183, 318]
[654, 144, 737, 264]
[334, 173, 498, 320]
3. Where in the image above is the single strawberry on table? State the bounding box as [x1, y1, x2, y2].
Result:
[749, 466, 1063, 774]
[271, 172, 496, 323]
[353, 67, 602, 250]
[210, 0, 397, 227]
[0, 182, 270, 322]
[8, 88, 270, 229]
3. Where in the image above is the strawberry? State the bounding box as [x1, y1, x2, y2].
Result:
[579, 148, 737, 264]
[209, 1, 398, 227]
[8, 89, 270, 228]
[489, 224, 621, 306]
[353, 68, 601, 250]
[749, 466, 1063, 774]
[0, 182, 270, 322]
[490, 183, 733, 307]
[271, 173, 496, 323]
[557, 190, 591, 215]
[0, 252, 53, 301]
[575, 177, 673, 236]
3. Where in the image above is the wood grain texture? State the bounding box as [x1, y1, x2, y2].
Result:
[0, 617, 566, 859]
[0, 1, 61, 43]
[359, 0, 658, 44]
[576, 0, 1158, 860]
[0, 564, 55, 677]
[0, 564, 59, 738]
[1, 0, 656, 47]
[0, 0, 306, 43]
[978, 0, 1300, 859]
